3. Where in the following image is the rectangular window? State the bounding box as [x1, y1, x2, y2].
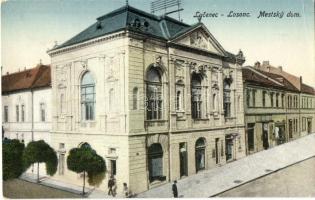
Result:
[4, 106, 8, 122]
[21, 105, 25, 122]
[262, 91, 266, 107]
[246, 89, 250, 107]
[270, 93, 274, 107]
[40, 103, 46, 122]
[281, 94, 284, 108]
[276, 93, 279, 107]
[252, 90, 256, 107]
[16, 105, 19, 122]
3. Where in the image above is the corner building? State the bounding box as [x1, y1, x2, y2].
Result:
[48, 5, 246, 193]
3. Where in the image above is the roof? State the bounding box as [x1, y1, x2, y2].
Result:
[256, 69, 299, 92]
[2, 65, 51, 94]
[242, 68, 285, 89]
[54, 5, 191, 50]
[301, 83, 315, 95]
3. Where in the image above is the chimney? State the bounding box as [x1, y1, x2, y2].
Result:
[254, 61, 261, 68]
[24, 67, 26, 71]
[6, 72, 9, 75]
[278, 66, 282, 71]
[300, 76, 302, 84]
[262, 61, 270, 66]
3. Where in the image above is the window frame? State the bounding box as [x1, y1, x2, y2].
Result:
[146, 67, 163, 120]
[80, 72, 96, 121]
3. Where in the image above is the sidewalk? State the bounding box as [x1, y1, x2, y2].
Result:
[136, 133, 315, 198]
[20, 173, 117, 198]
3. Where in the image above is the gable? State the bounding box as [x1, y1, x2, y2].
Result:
[171, 25, 225, 56]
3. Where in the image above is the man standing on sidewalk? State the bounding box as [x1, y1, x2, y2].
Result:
[172, 180, 178, 198]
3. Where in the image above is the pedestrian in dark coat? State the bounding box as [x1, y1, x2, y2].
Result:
[172, 180, 178, 198]
[108, 176, 114, 196]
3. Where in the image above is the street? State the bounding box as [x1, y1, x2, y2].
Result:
[218, 157, 315, 197]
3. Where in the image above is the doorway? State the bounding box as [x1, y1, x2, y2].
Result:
[262, 123, 269, 150]
[288, 120, 293, 139]
[225, 135, 234, 161]
[195, 138, 206, 172]
[307, 119, 312, 134]
[179, 142, 188, 177]
[215, 138, 219, 164]
[247, 123, 255, 152]
[110, 160, 116, 176]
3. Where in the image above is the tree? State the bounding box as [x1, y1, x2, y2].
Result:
[67, 143, 106, 195]
[23, 140, 58, 182]
[3, 139, 25, 180]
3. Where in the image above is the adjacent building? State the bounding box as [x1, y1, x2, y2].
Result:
[47, 5, 246, 193]
[2, 64, 52, 176]
[243, 62, 315, 155]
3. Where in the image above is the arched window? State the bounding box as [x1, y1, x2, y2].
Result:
[146, 67, 162, 120]
[132, 87, 138, 110]
[148, 143, 164, 182]
[81, 72, 95, 120]
[195, 137, 206, 172]
[223, 80, 231, 117]
[191, 73, 202, 119]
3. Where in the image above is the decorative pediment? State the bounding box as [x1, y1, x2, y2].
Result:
[171, 25, 226, 56]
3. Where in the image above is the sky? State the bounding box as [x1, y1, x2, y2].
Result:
[1, 0, 314, 85]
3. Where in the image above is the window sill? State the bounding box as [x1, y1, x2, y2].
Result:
[145, 119, 167, 122]
[193, 118, 209, 121]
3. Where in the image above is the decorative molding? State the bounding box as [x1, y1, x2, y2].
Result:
[48, 32, 126, 56]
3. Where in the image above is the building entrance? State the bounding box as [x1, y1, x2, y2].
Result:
[262, 123, 269, 149]
[179, 142, 188, 177]
[307, 119, 312, 134]
[225, 135, 234, 161]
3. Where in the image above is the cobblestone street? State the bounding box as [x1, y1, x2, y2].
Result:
[218, 157, 315, 197]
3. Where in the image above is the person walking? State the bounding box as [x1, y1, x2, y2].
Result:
[108, 176, 114, 196]
[172, 180, 178, 198]
[123, 182, 129, 197]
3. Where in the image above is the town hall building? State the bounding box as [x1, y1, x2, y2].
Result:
[47, 5, 246, 193]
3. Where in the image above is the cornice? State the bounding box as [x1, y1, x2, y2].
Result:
[48, 31, 126, 56]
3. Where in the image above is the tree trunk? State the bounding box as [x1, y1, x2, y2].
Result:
[37, 162, 39, 183]
[82, 171, 85, 196]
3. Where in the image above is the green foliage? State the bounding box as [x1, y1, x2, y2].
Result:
[67, 144, 106, 192]
[23, 140, 58, 177]
[3, 139, 25, 180]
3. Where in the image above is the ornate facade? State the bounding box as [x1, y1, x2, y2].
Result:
[47, 5, 246, 193]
